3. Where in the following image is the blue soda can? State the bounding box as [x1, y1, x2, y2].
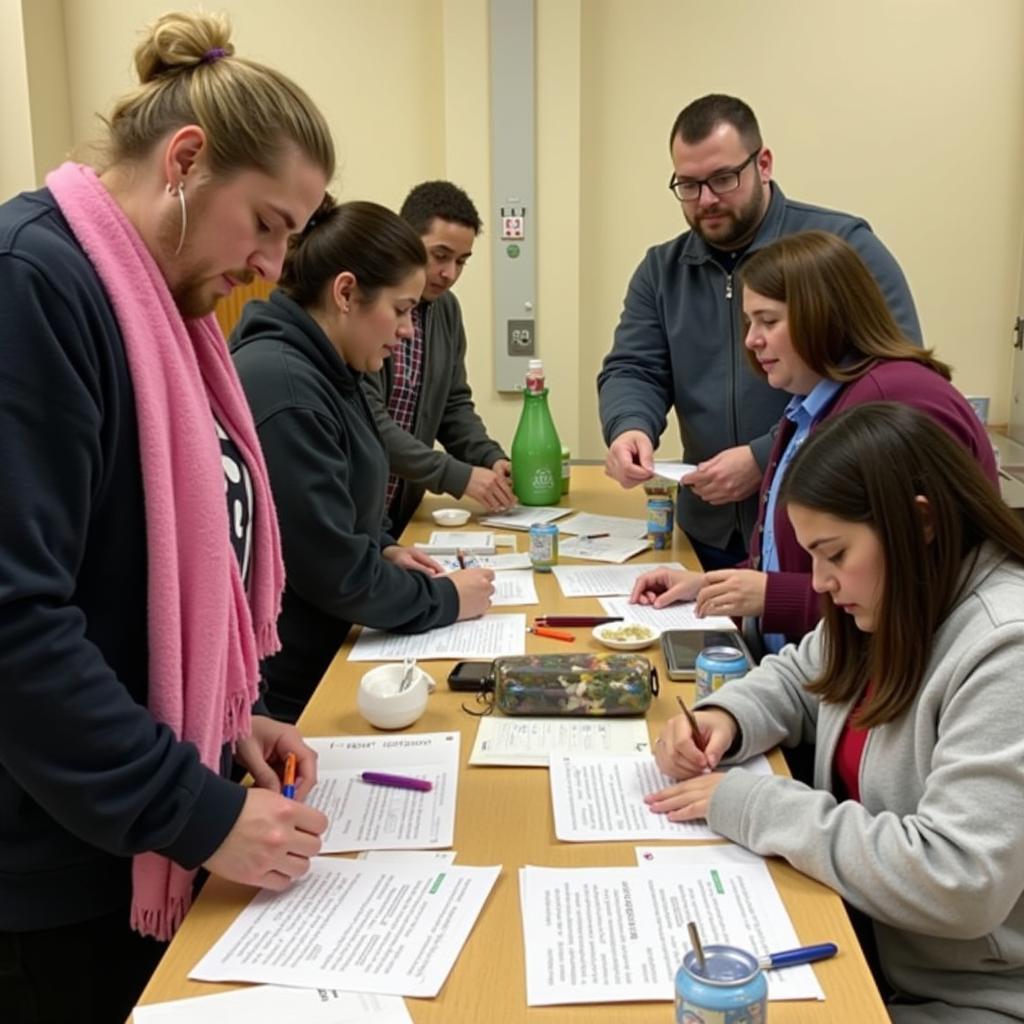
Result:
[528, 522, 559, 572]
[675, 944, 767, 1023]
[695, 646, 748, 701]
[647, 496, 674, 550]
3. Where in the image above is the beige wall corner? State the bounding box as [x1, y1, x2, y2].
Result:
[22, 0, 72, 183]
[0, 0, 35, 196]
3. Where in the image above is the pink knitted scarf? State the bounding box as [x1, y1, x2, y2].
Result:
[46, 162, 284, 941]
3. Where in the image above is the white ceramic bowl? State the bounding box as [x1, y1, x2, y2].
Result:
[592, 621, 660, 651]
[357, 664, 434, 730]
[431, 507, 471, 527]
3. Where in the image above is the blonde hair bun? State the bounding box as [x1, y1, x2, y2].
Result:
[134, 11, 235, 84]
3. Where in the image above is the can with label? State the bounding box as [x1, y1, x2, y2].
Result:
[695, 646, 749, 701]
[647, 496, 674, 550]
[528, 522, 559, 572]
[675, 944, 767, 1023]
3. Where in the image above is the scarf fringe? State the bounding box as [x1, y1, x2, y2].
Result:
[130, 888, 193, 943]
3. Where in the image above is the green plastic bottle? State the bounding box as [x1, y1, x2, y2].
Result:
[511, 360, 562, 506]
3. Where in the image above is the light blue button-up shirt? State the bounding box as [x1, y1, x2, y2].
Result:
[761, 379, 843, 653]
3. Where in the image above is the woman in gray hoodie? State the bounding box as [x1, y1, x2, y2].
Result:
[649, 402, 1024, 1022]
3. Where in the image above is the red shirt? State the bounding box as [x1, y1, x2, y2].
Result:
[833, 685, 874, 802]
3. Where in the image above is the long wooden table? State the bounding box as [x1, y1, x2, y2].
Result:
[133, 466, 889, 1022]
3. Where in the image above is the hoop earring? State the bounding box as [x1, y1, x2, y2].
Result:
[169, 182, 187, 257]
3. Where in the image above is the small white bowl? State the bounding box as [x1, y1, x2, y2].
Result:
[358, 664, 435, 730]
[432, 508, 471, 527]
[592, 622, 660, 651]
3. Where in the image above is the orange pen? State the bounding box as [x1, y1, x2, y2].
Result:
[527, 625, 574, 643]
[282, 752, 297, 799]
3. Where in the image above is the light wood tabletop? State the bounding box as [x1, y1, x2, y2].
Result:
[132, 466, 889, 1022]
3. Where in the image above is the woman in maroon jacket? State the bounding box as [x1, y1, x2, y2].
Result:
[631, 230, 997, 655]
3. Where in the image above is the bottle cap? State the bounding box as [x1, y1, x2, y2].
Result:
[528, 358, 543, 372]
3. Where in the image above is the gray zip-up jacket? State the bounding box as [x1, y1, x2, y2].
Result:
[363, 290, 507, 534]
[597, 183, 921, 550]
[702, 543, 1024, 1021]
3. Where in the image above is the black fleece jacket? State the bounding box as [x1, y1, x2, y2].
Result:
[0, 189, 245, 930]
[232, 291, 459, 721]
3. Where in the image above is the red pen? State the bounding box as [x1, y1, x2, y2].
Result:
[535, 615, 623, 627]
[527, 625, 575, 643]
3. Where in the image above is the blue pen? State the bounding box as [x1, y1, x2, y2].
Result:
[758, 942, 838, 970]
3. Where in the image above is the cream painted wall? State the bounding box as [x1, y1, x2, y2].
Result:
[577, 0, 1024, 456]
[62, 0, 446, 200]
[0, 0, 35, 196]
[22, 0, 72, 182]
[32, 1, 1024, 462]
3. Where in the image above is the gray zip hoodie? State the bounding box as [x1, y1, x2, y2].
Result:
[703, 543, 1024, 1020]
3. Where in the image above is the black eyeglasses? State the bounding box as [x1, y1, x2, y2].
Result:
[668, 149, 760, 202]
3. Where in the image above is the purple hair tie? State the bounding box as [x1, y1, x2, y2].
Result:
[201, 47, 227, 64]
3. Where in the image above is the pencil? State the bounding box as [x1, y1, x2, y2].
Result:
[676, 695, 708, 753]
[579, 532, 610, 540]
[456, 548, 466, 569]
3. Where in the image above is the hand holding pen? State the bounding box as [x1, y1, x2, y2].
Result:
[653, 702, 739, 778]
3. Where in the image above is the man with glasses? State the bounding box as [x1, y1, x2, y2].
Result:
[598, 94, 920, 570]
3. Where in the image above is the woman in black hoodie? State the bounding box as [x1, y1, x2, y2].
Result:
[233, 198, 495, 721]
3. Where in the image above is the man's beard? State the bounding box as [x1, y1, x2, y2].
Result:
[686, 187, 766, 250]
[156, 185, 249, 318]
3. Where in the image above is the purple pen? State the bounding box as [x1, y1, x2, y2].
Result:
[360, 771, 433, 792]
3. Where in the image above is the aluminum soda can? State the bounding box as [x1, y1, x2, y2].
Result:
[675, 944, 767, 1023]
[528, 522, 559, 572]
[695, 646, 748, 701]
[646, 495, 674, 550]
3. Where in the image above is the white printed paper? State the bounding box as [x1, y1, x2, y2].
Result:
[479, 505, 572, 530]
[519, 862, 824, 1005]
[551, 562, 684, 598]
[190, 858, 501, 997]
[134, 986, 412, 1024]
[357, 850, 457, 865]
[558, 512, 649, 539]
[348, 614, 526, 661]
[652, 460, 698, 482]
[557, 535, 652, 564]
[433, 552, 533, 572]
[427, 530, 495, 548]
[635, 844, 767, 868]
[600, 595, 736, 632]
[305, 733, 459, 852]
[490, 570, 539, 606]
[469, 716, 651, 767]
[549, 753, 772, 842]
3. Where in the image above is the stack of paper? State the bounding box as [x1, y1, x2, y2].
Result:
[416, 530, 496, 554]
[518, 860, 825, 1005]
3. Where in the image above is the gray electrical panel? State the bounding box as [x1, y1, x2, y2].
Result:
[489, 0, 536, 391]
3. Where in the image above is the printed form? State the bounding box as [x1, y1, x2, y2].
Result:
[469, 716, 651, 767]
[304, 733, 459, 853]
[552, 562, 685, 598]
[134, 986, 412, 1024]
[348, 614, 526, 661]
[190, 857, 501, 997]
[519, 861, 825, 1005]
[549, 753, 772, 842]
[599, 595, 736, 632]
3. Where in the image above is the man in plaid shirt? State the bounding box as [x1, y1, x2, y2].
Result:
[365, 181, 513, 535]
